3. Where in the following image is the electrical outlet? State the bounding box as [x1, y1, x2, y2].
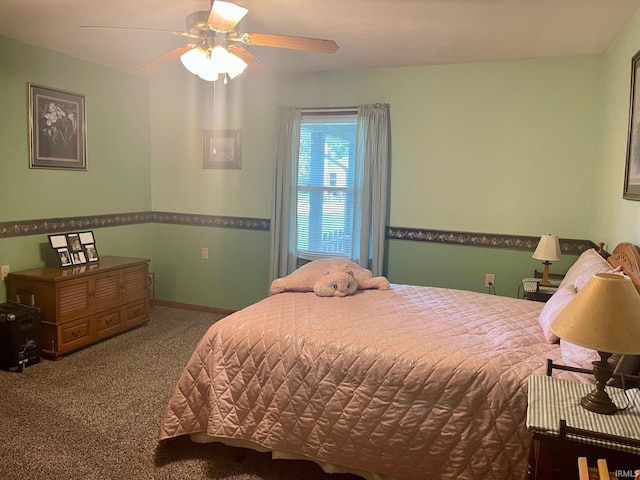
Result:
[1, 265, 10, 280]
[201, 248, 209, 260]
[485, 273, 495, 288]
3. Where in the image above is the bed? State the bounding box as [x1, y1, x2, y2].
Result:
[158, 242, 640, 480]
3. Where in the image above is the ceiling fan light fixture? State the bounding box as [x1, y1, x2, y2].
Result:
[198, 53, 220, 81]
[180, 47, 208, 75]
[225, 52, 248, 79]
[84, 1, 338, 78]
[179, 45, 246, 82]
[210, 45, 248, 78]
[209, 45, 231, 72]
[210, 1, 249, 30]
[197, 67, 220, 82]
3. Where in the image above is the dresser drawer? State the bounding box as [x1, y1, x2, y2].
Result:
[124, 300, 148, 328]
[58, 317, 92, 353]
[95, 309, 122, 338]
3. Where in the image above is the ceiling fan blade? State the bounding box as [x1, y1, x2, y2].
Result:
[235, 33, 338, 53]
[136, 44, 198, 74]
[80, 25, 201, 39]
[207, 1, 248, 32]
[228, 45, 271, 75]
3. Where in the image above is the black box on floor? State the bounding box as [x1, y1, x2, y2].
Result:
[0, 301, 42, 372]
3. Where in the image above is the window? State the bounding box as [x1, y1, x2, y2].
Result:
[270, 103, 389, 282]
[296, 110, 358, 259]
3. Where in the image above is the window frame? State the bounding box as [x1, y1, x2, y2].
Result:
[296, 108, 358, 261]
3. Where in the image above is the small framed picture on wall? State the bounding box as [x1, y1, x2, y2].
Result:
[203, 129, 242, 169]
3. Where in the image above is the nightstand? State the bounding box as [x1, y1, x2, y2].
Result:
[526, 374, 640, 480]
[522, 278, 560, 302]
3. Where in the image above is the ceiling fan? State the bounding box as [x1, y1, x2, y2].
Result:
[81, 0, 339, 82]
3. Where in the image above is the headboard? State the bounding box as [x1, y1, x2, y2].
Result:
[607, 242, 640, 294]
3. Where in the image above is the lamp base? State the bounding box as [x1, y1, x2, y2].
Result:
[581, 354, 618, 415]
[539, 261, 553, 287]
[580, 389, 618, 415]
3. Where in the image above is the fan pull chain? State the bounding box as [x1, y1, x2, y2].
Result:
[212, 80, 216, 154]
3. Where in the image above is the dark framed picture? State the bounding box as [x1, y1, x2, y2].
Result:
[78, 231, 99, 262]
[84, 244, 99, 262]
[28, 83, 87, 170]
[624, 50, 640, 200]
[70, 250, 87, 265]
[48, 231, 100, 267]
[57, 248, 72, 267]
[67, 233, 82, 252]
[203, 129, 242, 169]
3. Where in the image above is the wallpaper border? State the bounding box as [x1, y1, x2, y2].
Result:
[0, 212, 596, 255]
[386, 226, 597, 256]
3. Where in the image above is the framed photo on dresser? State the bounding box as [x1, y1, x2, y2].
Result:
[79, 231, 99, 262]
[48, 231, 99, 267]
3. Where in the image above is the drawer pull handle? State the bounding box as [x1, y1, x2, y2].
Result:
[133, 308, 141, 315]
[71, 330, 80, 338]
[105, 318, 113, 326]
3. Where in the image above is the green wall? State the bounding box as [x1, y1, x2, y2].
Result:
[151, 224, 270, 308]
[385, 240, 577, 296]
[0, 36, 151, 219]
[593, 10, 640, 246]
[0, 35, 152, 302]
[5, 16, 640, 310]
[149, 56, 602, 300]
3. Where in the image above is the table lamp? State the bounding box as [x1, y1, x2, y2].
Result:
[550, 273, 640, 414]
[533, 234, 562, 287]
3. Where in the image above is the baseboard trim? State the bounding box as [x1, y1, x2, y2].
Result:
[153, 299, 236, 316]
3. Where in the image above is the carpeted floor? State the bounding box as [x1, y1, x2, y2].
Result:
[0, 306, 360, 480]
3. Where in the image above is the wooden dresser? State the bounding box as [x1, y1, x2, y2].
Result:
[6, 256, 150, 359]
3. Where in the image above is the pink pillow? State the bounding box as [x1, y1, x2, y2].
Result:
[537, 285, 576, 343]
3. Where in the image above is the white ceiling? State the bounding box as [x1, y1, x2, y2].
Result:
[1, 0, 639, 76]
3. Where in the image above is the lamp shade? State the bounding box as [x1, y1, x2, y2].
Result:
[533, 234, 562, 262]
[550, 273, 640, 354]
[179, 45, 247, 82]
[180, 47, 208, 75]
[196, 56, 220, 82]
[223, 51, 248, 79]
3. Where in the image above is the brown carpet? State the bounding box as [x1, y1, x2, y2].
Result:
[0, 306, 360, 480]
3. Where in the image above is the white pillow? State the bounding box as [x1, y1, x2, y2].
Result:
[538, 285, 576, 343]
[560, 339, 599, 369]
[558, 248, 617, 292]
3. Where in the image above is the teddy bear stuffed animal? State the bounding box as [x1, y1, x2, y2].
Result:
[270, 257, 390, 297]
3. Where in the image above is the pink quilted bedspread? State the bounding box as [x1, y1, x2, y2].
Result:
[159, 285, 566, 480]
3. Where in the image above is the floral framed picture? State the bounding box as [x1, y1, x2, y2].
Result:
[203, 129, 242, 169]
[625, 50, 640, 200]
[28, 83, 87, 170]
